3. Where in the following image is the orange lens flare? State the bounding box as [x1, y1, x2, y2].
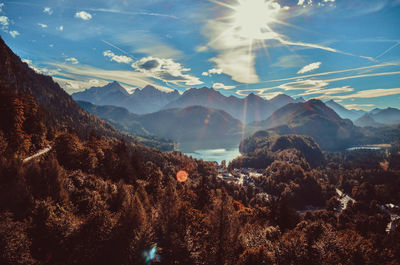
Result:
[176, 170, 189, 182]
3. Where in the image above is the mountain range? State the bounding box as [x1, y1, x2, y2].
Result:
[72, 83, 305, 123]
[78, 101, 243, 142]
[355, 108, 400, 127]
[325, 100, 366, 121]
[72, 81, 399, 127]
[72, 82, 181, 114]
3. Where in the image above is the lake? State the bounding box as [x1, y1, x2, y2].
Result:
[346, 144, 391, 151]
[178, 138, 242, 163]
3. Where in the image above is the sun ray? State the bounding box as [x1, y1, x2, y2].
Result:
[210, 0, 236, 10]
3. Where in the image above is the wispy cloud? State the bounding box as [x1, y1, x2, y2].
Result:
[65, 57, 79, 64]
[236, 63, 400, 101]
[75, 11, 92, 20]
[86, 8, 178, 19]
[260, 62, 398, 83]
[297, 62, 321, 74]
[103, 50, 133, 64]
[212, 82, 236, 90]
[49, 62, 172, 93]
[0, 3, 4, 13]
[101, 39, 132, 57]
[38, 23, 47, 28]
[323, 88, 400, 100]
[343, 103, 374, 110]
[375, 42, 400, 60]
[117, 30, 183, 59]
[56, 25, 63, 31]
[272, 54, 304, 69]
[43, 7, 53, 15]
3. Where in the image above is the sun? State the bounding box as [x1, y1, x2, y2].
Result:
[231, 0, 281, 40]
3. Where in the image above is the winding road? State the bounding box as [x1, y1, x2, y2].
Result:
[23, 146, 52, 163]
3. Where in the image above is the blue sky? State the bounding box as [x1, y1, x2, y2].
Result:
[1, 0, 400, 110]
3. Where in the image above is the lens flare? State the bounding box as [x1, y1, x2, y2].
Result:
[176, 170, 189, 182]
[142, 245, 160, 263]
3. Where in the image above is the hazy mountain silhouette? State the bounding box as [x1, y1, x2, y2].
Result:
[72, 83, 180, 114]
[354, 114, 384, 127]
[164, 88, 302, 123]
[355, 108, 400, 127]
[78, 101, 243, 142]
[136, 105, 243, 141]
[249, 99, 362, 150]
[370, 108, 400, 125]
[325, 100, 365, 121]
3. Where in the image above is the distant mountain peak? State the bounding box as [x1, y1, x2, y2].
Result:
[246, 93, 263, 100]
[106, 81, 129, 95]
[271, 94, 292, 100]
[142, 84, 157, 91]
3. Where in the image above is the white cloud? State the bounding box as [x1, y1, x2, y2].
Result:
[75, 11, 92, 20]
[212, 83, 236, 90]
[103, 50, 133, 64]
[0, 3, 4, 13]
[0, 15, 8, 27]
[343, 104, 374, 110]
[49, 62, 172, 93]
[298, 0, 305, 5]
[327, 88, 400, 100]
[131, 56, 203, 86]
[261, 62, 397, 84]
[53, 78, 110, 94]
[38, 23, 48, 28]
[202, 68, 223, 76]
[43, 7, 53, 15]
[297, 62, 322, 74]
[65, 57, 79, 64]
[203, 21, 260, 84]
[9, 30, 19, 38]
[57, 25, 64, 31]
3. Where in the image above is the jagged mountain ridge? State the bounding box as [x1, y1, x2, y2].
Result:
[72, 83, 181, 115]
[73, 82, 304, 123]
[355, 107, 400, 127]
[164, 88, 303, 123]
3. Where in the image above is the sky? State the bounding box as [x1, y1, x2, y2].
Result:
[1, 0, 400, 110]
